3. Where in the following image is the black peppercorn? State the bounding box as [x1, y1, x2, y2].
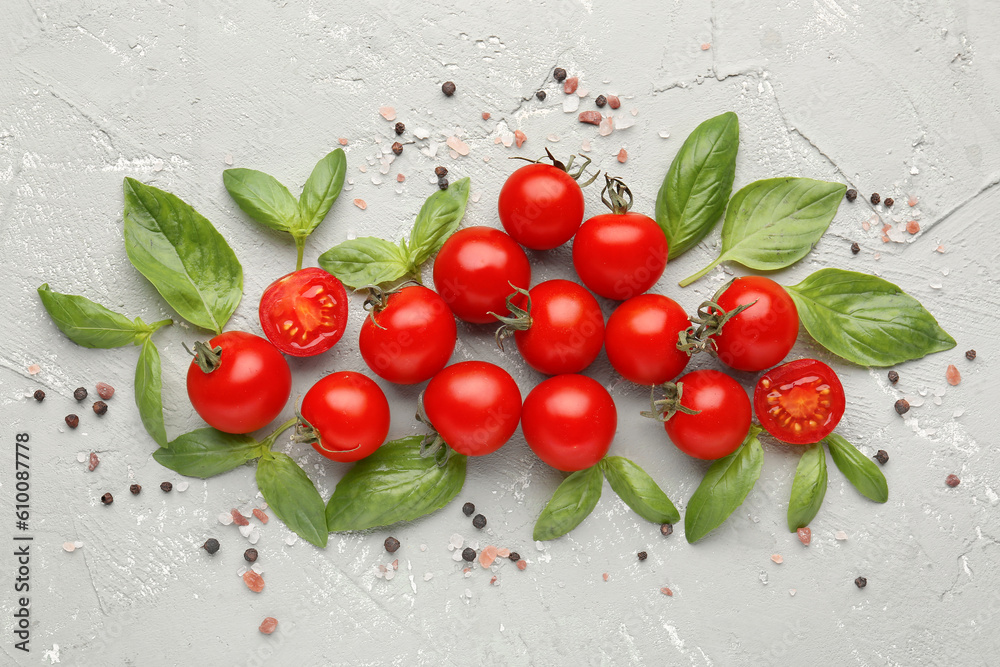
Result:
[391, 141, 403, 156]
[74, 387, 88, 401]
[536, 90, 546, 101]
[595, 95, 607, 108]
[434, 166, 448, 177]
[888, 370, 899, 384]
[845, 189, 858, 202]
[894, 399, 910, 415]
[884, 197, 894, 207]
[441, 81, 456, 96]
[384, 536, 401, 553]
[394, 122, 405, 135]
[244, 548, 259, 562]
[202, 538, 220, 555]
[855, 576, 867, 589]
[553, 67, 567, 82]
[101, 492, 113, 505]
[508, 551, 521, 562]
[660, 523, 673, 537]
[92, 400, 108, 416]
[462, 502, 475, 516]
[965, 349, 977, 361]
[637, 551, 648, 561]
[874, 450, 889, 465]
[33, 390, 45, 402]
[130, 484, 142, 495]
[160, 481, 173, 492]
[472, 514, 487, 529]
[870, 192, 881, 205]
[438, 178, 449, 191]
[851, 242, 860, 254]
[462, 547, 476, 562]
[65, 414, 79, 429]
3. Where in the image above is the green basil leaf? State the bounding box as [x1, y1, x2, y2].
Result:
[135, 337, 168, 447]
[122, 178, 243, 334]
[408, 177, 471, 266]
[153, 428, 261, 478]
[257, 452, 329, 548]
[223, 168, 299, 233]
[317, 237, 411, 289]
[655, 111, 739, 260]
[326, 437, 467, 532]
[787, 444, 828, 531]
[785, 268, 956, 366]
[297, 149, 347, 237]
[600, 456, 680, 525]
[824, 433, 888, 503]
[37, 283, 166, 348]
[532, 466, 603, 541]
[680, 177, 846, 287]
[684, 426, 764, 543]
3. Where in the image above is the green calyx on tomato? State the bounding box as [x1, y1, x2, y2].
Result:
[640, 382, 701, 423]
[511, 147, 601, 186]
[489, 284, 532, 350]
[187, 340, 224, 374]
[676, 278, 758, 357]
[599, 174, 634, 215]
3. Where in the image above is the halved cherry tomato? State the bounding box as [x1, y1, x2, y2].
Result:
[712, 276, 798, 372]
[605, 294, 690, 385]
[498, 163, 586, 250]
[661, 369, 751, 460]
[259, 267, 348, 357]
[422, 361, 522, 456]
[432, 227, 531, 324]
[521, 374, 616, 471]
[572, 212, 668, 300]
[298, 371, 390, 462]
[754, 359, 845, 445]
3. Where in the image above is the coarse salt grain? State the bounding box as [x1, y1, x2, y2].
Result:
[500, 133, 514, 148]
[176, 481, 189, 492]
[658, 131, 670, 139]
[547, 134, 560, 142]
[243, 570, 265, 593]
[482, 112, 491, 120]
[563, 77, 579, 94]
[224, 155, 233, 166]
[907, 220, 921, 234]
[607, 95, 621, 109]
[617, 149, 628, 163]
[446, 136, 470, 156]
[516, 560, 527, 570]
[771, 554, 784, 564]
[63, 542, 76, 552]
[599, 116, 614, 136]
[580, 140, 592, 152]
[479, 545, 498, 568]
[27, 364, 40, 375]
[218, 512, 234, 526]
[946, 365, 961, 385]
[413, 127, 430, 140]
[77, 452, 87, 463]
[88, 452, 99, 471]
[259, 617, 278, 635]
[354, 199, 367, 210]
[397, 173, 405, 182]
[449, 534, 464, 550]
[385, 569, 396, 581]
[660, 587, 673, 596]
[497, 548, 510, 558]
[576, 88, 589, 98]
[789, 589, 797, 597]
[239, 524, 253, 538]
[797, 527, 811, 546]
[358, 165, 367, 173]
[452, 550, 464, 562]
[579, 111, 601, 125]
[514, 130, 526, 148]
[338, 138, 348, 145]
[248, 527, 261, 545]
[285, 534, 298, 546]
[232, 509, 249, 526]
[420, 544, 427, 552]
[253, 508, 269, 524]
[424, 572, 433, 581]
[379, 106, 396, 121]
[701, 43, 711, 50]
[74, 541, 83, 549]
[562, 95, 580, 113]
[602, 573, 609, 582]
[835, 531, 848, 541]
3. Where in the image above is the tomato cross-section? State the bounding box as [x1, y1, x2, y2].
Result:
[754, 359, 845, 445]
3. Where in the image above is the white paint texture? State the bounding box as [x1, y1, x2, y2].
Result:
[3, 0, 1000, 664]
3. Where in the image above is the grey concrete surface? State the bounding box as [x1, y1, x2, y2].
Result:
[2, 0, 999, 664]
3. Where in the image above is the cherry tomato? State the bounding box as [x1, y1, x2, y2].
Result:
[359, 285, 457, 385]
[432, 227, 531, 324]
[508, 279, 605, 375]
[186, 331, 292, 434]
[422, 361, 522, 456]
[663, 369, 751, 460]
[498, 163, 585, 250]
[754, 359, 845, 445]
[572, 212, 668, 300]
[605, 294, 690, 385]
[258, 267, 349, 357]
[521, 374, 617, 471]
[712, 277, 799, 372]
[299, 371, 390, 462]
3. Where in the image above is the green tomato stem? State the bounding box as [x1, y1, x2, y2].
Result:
[294, 235, 307, 272]
[678, 258, 722, 288]
[260, 417, 298, 452]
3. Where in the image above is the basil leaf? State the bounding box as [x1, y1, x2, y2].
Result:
[122, 178, 243, 334]
[326, 437, 467, 531]
[533, 466, 603, 541]
[408, 177, 471, 266]
[600, 456, 680, 525]
[317, 237, 411, 289]
[787, 444, 828, 531]
[257, 452, 329, 548]
[37, 283, 167, 348]
[824, 433, 888, 503]
[153, 428, 261, 478]
[655, 111, 739, 260]
[680, 177, 846, 287]
[684, 426, 764, 543]
[223, 168, 299, 233]
[135, 337, 168, 447]
[297, 149, 347, 237]
[785, 268, 956, 366]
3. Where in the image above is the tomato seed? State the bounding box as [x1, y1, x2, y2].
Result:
[637, 551, 647, 561]
[874, 450, 889, 465]
[965, 349, 977, 361]
[854, 576, 867, 589]
[101, 492, 113, 505]
[259, 617, 278, 635]
[851, 242, 860, 254]
[441, 81, 456, 96]
[130, 484, 142, 495]
[846, 189, 858, 202]
[462, 547, 476, 562]
[92, 400, 108, 416]
[33, 390, 45, 402]
[870, 193, 881, 205]
[394, 122, 405, 135]
[553, 67, 567, 82]
[946, 474, 961, 487]
[96, 382, 115, 400]
[202, 538, 220, 555]
[472, 514, 487, 529]
[74, 387, 88, 401]
[888, 370, 899, 384]
[65, 414, 79, 429]
[894, 399, 910, 415]
[160, 482, 173, 492]
[536, 90, 546, 101]
[462, 502, 475, 516]
[384, 536, 401, 553]
[244, 548, 258, 562]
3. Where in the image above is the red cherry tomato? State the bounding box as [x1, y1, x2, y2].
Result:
[432, 227, 531, 324]
[663, 369, 751, 460]
[359, 285, 457, 385]
[712, 277, 799, 372]
[258, 267, 349, 357]
[605, 294, 690, 385]
[186, 331, 292, 434]
[754, 359, 845, 445]
[509, 279, 605, 375]
[498, 163, 585, 250]
[572, 212, 668, 300]
[299, 371, 390, 462]
[422, 361, 522, 456]
[521, 374, 617, 471]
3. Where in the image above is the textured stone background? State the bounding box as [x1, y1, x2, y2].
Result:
[3, 0, 999, 664]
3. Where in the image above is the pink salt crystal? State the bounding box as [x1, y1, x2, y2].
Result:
[479, 545, 498, 568]
[231, 509, 250, 527]
[908, 195, 919, 207]
[243, 570, 265, 592]
[462, 567, 471, 574]
[397, 173, 405, 182]
[701, 43, 711, 50]
[578, 111, 602, 125]
[446, 136, 470, 156]
[494, 137, 502, 144]
[861, 219, 871, 231]
[771, 554, 784, 564]
[797, 527, 811, 546]
[607, 95, 621, 110]
[338, 138, 348, 146]
[598, 116, 613, 136]
[617, 148, 628, 163]
[379, 106, 396, 121]
[906, 220, 921, 234]
[602, 572, 609, 582]
[482, 111, 491, 120]
[354, 198, 367, 210]
[516, 560, 527, 571]
[660, 587, 673, 597]
[497, 548, 511, 558]
[27, 364, 40, 375]
[88, 452, 99, 472]
[946, 365, 961, 386]
[563, 77, 579, 94]
[881, 234, 890, 243]
[935, 245, 945, 253]
[96, 382, 115, 400]
[259, 617, 278, 634]
[514, 130, 527, 148]
[359, 165, 368, 173]
[392, 559, 399, 570]
[489, 576, 498, 585]
[252, 508, 269, 524]
[580, 140, 591, 152]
